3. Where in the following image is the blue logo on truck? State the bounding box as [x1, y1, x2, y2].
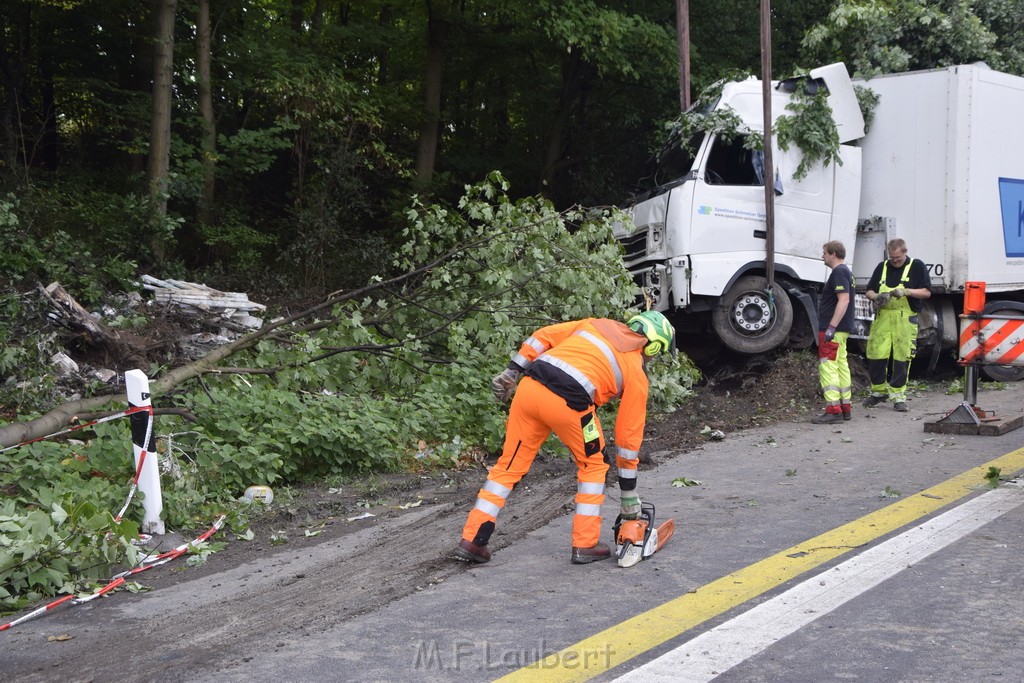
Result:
[999, 177, 1024, 257]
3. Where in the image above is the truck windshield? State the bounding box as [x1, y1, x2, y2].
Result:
[629, 131, 704, 202]
[634, 99, 718, 199]
[652, 132, 704, 187]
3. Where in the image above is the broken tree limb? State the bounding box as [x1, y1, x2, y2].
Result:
[41, 282, 121, 349]
[1, 224, 512, 449]
[40, 282, 146, 367]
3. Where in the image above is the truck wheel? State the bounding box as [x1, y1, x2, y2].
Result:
[980, 302, 1024, 382]
[711, 276, 794, 354]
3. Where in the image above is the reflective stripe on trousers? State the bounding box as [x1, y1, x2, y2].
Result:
[461, 376, 609, 548]
[818, 331, 851, 415]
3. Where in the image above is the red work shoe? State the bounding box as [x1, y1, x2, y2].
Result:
[453, 539, 491, 564]
[571, 542, 611, 564]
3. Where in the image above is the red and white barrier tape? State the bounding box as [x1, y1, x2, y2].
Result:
[0, 405, 152, 454]
[0, 515, 226, 632]
[0, 405, 154, 523]
[114, 407, 154, 523]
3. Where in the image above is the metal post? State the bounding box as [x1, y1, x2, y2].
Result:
[125, 369, 165, 534]
[964, 365, 979, 407]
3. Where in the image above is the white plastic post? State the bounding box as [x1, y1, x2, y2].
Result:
[124, 369, 165, 535]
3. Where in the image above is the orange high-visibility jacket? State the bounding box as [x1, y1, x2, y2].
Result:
[510, 318, 650, 458]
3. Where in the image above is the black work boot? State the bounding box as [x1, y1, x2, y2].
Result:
[571, 542, 611, 564]
[454, 539, 491, 563]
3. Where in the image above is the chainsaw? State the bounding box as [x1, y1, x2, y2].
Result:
[612, 502, 675, 568]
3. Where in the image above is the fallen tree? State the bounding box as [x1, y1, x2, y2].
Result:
[2, 175, 696, 453]
[1, 210, 510, 449]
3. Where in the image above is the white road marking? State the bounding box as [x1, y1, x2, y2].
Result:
[614, 482, 1024, 682]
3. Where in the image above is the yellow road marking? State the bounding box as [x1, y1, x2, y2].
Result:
[496, 447, 1024, 683]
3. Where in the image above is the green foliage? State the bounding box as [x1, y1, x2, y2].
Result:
[0, 421, 249, 614]
[666, 69, 852, 182]
[175, 175, 698, 487]
[802, 0, 1024, 77]
[881, 485, 902, 498]
[984, 466, 1003, 488]
[0, 498, 142, 611]
[667, 75, 766, 157]
[0, 434, 148, 611]
[774, 81, 843, 180]
[0, 189, 140, 303]
[854, 84, 882, 132]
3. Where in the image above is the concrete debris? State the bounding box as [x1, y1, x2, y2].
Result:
[141, 275, 265, 329]
[51, 351, 79, 375]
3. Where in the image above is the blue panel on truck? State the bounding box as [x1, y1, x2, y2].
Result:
[999, 177, 1024, 258]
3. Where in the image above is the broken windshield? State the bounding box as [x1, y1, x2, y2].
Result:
[633, 99, 718, 200]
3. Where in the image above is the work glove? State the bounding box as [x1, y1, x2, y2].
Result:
[823, 325, 836, 342]
[891, 287, 906, 298]
[491, 367, 521, 403]
[620, 494, 641, 520]
[871, 291, 891, 312]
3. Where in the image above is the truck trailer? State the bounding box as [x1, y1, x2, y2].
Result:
[615, 62, 1024, 378]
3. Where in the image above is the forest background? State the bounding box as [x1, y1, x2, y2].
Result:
[1, 0, 1024, 611]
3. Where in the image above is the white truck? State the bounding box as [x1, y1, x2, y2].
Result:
[616, 62, 1024, 379]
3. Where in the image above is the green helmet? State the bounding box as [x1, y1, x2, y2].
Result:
[627, 310, 675, 357]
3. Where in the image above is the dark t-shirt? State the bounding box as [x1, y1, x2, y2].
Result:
[866, 257, 931, 313]
[818, 263, 855, 332]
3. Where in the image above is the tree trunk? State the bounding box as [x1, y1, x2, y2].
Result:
[0, 3, 31, 178]
[538, 48, 583, 195]
[196, 0, 216, 224]
[414, 3, 446, 193]
[376, 4, 393, 85]
[311, 0, 326, 38]
[147, 0, 177, 260]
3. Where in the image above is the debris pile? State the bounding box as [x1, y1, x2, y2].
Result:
[141, 275, 266, 329]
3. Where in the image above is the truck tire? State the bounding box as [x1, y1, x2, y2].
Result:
[980, 301, 1024, 382]
[711, 276, 794, 354]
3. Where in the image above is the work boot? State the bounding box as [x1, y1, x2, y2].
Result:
[863, 395, 887, 408]
[842, 411, 852, 421]
[571, 542, 611, 564]
[893, 401, 909, 412]
[453, 539, 491, 564]
[811, 412, 843, 424]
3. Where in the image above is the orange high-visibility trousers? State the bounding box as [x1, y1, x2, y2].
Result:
[461, 376, 609, 549]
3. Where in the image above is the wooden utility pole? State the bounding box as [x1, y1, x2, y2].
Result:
[760, 0, 775, 288]
[676, 0, 691, 111]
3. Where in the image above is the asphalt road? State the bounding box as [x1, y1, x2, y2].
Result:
[210, 381, 1024, 682]
[4, 380, 1024, 682]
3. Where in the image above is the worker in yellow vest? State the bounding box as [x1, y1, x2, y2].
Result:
[864, 238, 931, 412]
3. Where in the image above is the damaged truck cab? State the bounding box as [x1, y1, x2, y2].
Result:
[616, 63, 865, 355]
[616, 62, 1024, 372]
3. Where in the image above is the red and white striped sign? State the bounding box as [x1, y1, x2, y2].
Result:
[960, 315, 1024, 366]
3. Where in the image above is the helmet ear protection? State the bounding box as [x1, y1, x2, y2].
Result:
[627, 311, 675, 357]
[630, 326, 665, 357]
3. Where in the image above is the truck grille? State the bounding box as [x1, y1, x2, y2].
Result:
[618, 230, 648, 263]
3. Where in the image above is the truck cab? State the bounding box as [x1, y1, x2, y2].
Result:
[616, 63, 865, 354]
